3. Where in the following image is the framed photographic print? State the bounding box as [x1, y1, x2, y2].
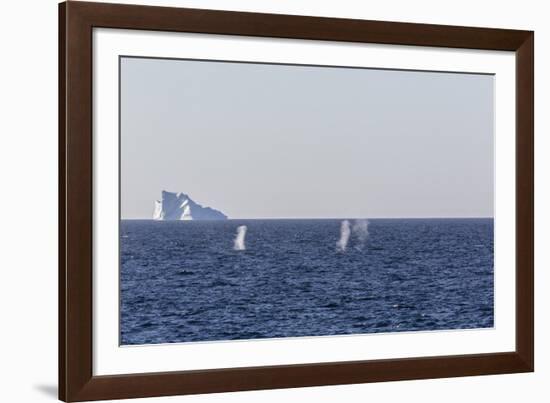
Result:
[59, 1, 534, 401]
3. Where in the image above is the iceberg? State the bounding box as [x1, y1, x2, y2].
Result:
[153, 190, 227, 220]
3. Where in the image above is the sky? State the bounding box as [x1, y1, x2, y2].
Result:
[120, 57, 494, 219]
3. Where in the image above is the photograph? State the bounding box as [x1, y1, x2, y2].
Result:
[119, 56, 495, 345]
[0, 0, 541, 401]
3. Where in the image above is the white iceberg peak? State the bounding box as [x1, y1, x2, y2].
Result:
[153, 191, 227, 221]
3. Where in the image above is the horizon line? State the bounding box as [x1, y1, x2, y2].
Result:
[120, 216, 494, 220]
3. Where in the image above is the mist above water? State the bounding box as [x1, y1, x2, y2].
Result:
[233, 225, 247, 250]
[336, 220, 351, 252]
[336, 219, 370, 252]
[353, 219, 369, 250]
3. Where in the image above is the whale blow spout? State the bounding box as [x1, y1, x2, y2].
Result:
[353, 219, 369, 250]
[336, 220, 351, 252]
[234, 225, 247, 251]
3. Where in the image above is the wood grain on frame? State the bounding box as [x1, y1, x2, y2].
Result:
[59, 1, 534, 401]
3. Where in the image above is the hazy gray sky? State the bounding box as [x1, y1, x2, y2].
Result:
[120, 57, 494, 219]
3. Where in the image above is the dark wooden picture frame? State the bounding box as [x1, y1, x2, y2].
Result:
[59, 1, 534, 401]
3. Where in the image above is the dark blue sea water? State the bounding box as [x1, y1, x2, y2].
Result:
[120, 219, 493, 345]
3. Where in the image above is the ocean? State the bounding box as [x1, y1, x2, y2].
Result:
[120, 218, 494, 345]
